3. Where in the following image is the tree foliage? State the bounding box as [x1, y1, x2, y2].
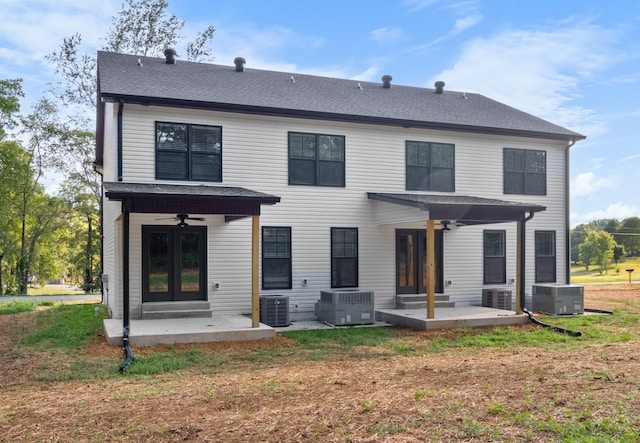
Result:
[580, 229, 616, 275]
[47, 0, 215, 111]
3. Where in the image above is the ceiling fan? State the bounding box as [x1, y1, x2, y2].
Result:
[157, 213, 205, 227]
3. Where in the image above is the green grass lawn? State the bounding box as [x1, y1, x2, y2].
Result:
[571, 256, 640, 283]
[25, 285, 94, 296]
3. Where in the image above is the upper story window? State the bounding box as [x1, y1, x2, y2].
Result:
[288, 132, 345, 186]
[503, 148, 546, 195]
[406, 141, 455, 192]
[156, 122, 222, 182]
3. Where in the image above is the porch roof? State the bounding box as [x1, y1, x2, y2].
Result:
[367, 192, 546, 224]
[104, 182, 280, 216]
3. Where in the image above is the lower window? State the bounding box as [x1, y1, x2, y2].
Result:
[484, 230, 506, 284]
[535, 231, 556, 282]
[262, 227, 292, 289]
[331, 227, 358, 288]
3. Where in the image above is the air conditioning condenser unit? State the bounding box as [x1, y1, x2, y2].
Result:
[316, 290, 374, 326]
[532, 284, 584, 315]
[260, 295, 290, 327]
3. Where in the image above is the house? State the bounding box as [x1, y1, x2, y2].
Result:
[95, 50, 585, 345]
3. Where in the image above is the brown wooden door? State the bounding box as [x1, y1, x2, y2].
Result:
[396, 229, 443, 294]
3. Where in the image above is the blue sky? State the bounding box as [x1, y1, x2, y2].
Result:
[2, 0, 639, 227]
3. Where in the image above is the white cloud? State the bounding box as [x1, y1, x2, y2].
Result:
[429, 19, 616, 137]
[370, 27, 406, 45]
[572, 172, 614, 198]
[571, 202, 640, 227]
[403, 0, 439, 13]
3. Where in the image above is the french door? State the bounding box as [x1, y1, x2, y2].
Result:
[396, 229, 443, 294]
[142, 226, 207, 302]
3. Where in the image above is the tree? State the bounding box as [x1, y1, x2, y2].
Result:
[613, 244, 625, 266]
[616, 217, 640, 256]
[578, 240, 596, 272]
[571, 223, 589, 264]
[47, 0, 215, 112]
[0, 79, 24, 139]
[580, 230, 616, 275]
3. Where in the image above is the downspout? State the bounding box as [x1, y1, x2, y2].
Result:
[117, 99, 124, 182]
[565, 138, 576, 283]
[119, 199, 133, 372]
[519, 211, 535, 312]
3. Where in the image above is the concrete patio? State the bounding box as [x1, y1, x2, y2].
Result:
[104, 304, 528, 346]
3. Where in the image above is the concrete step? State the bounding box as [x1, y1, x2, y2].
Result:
[397, 300, 456, 309]
[142, 301, 212, 320]
[395, 294, 454, 309]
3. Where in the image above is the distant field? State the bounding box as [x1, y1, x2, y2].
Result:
[26, 285, 91, 296]
[571, 256, 640, 283]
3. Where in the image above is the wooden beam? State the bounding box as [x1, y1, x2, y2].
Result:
[251, 215, 260, 328]
[426, 219, 435, 319]
[516, 220, 523, 314]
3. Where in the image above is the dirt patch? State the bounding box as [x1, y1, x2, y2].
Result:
[1, 284, 638, 442]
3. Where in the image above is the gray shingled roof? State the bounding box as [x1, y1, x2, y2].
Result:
[97, 51, 584, 141]
[104, 182, 280, 202]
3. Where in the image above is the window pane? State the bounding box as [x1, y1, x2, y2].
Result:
[407, 166, 429, 190]
[157, 123, 188, 151]
[263, 258, 291, 289]
[536, 232, 555, 256]
[318, 160, 345, 186]
[148, 233, 169, 292]
[484, 257, 506, 284]
[191, 152, 221, 181]
[407, 142, 429, 166]
[157, 151, 188, 179]
[180, 232, 200, 292]
[190, 126, 221, 153]
[526, 172, 546, 195]
[289, 159, 316, 184]
[318, 135, 344, 161]
[504, 171, 524, 194]
[431, 143, 454, 168]
[332, 258, 357, 287]
[484, 231, 505, 257]
[526, 150, 546, 173]
[504, 148, 524, 172]
[431, 167, 454, 192]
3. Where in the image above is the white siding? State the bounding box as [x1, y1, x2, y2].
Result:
[101, 104, 570, 318]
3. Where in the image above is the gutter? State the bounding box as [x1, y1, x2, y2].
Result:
[117, 99, 124, 181]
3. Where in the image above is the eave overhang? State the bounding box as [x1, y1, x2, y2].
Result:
[367, 192, 546, 224]
[104, 182, 280, 217]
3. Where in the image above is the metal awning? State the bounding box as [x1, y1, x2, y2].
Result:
[367, 192, 545, 224]
[104, 182, 280, 217]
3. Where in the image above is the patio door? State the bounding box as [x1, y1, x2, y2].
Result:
[142, 226, 207, 302]
[396, 229, 443, 294]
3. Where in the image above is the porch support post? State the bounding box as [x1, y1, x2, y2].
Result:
[426, 219, 435, 319]
[251, 215, 260, 328]
[516, 220, 523, 314]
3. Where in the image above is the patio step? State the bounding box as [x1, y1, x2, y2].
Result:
[142, 301, 212, 320]
[396, 294, 455, 309]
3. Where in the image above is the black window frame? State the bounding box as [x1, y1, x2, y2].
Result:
[535, 230, 556, 283]
[503, 148, 546, 195]
[483, 230, 506, 284]
[288, 132, 345, 187]
[406, 141, 455, 192]
[156, 121, 222, 182]
[331, 227, 358, 288]
[261, 226, 292, 290]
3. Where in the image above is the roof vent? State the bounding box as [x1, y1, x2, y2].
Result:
[234, 57, 246, 72]
[434, 81, 445, 94]
[382, 75, 392, 88]
[164, 48, 177, 64]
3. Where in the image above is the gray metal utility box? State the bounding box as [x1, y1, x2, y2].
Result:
[315, 290, 374, 325]
[482, 289, 513, 310]
[532, 284, 584, 315]
[260, 295, 290, 327]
